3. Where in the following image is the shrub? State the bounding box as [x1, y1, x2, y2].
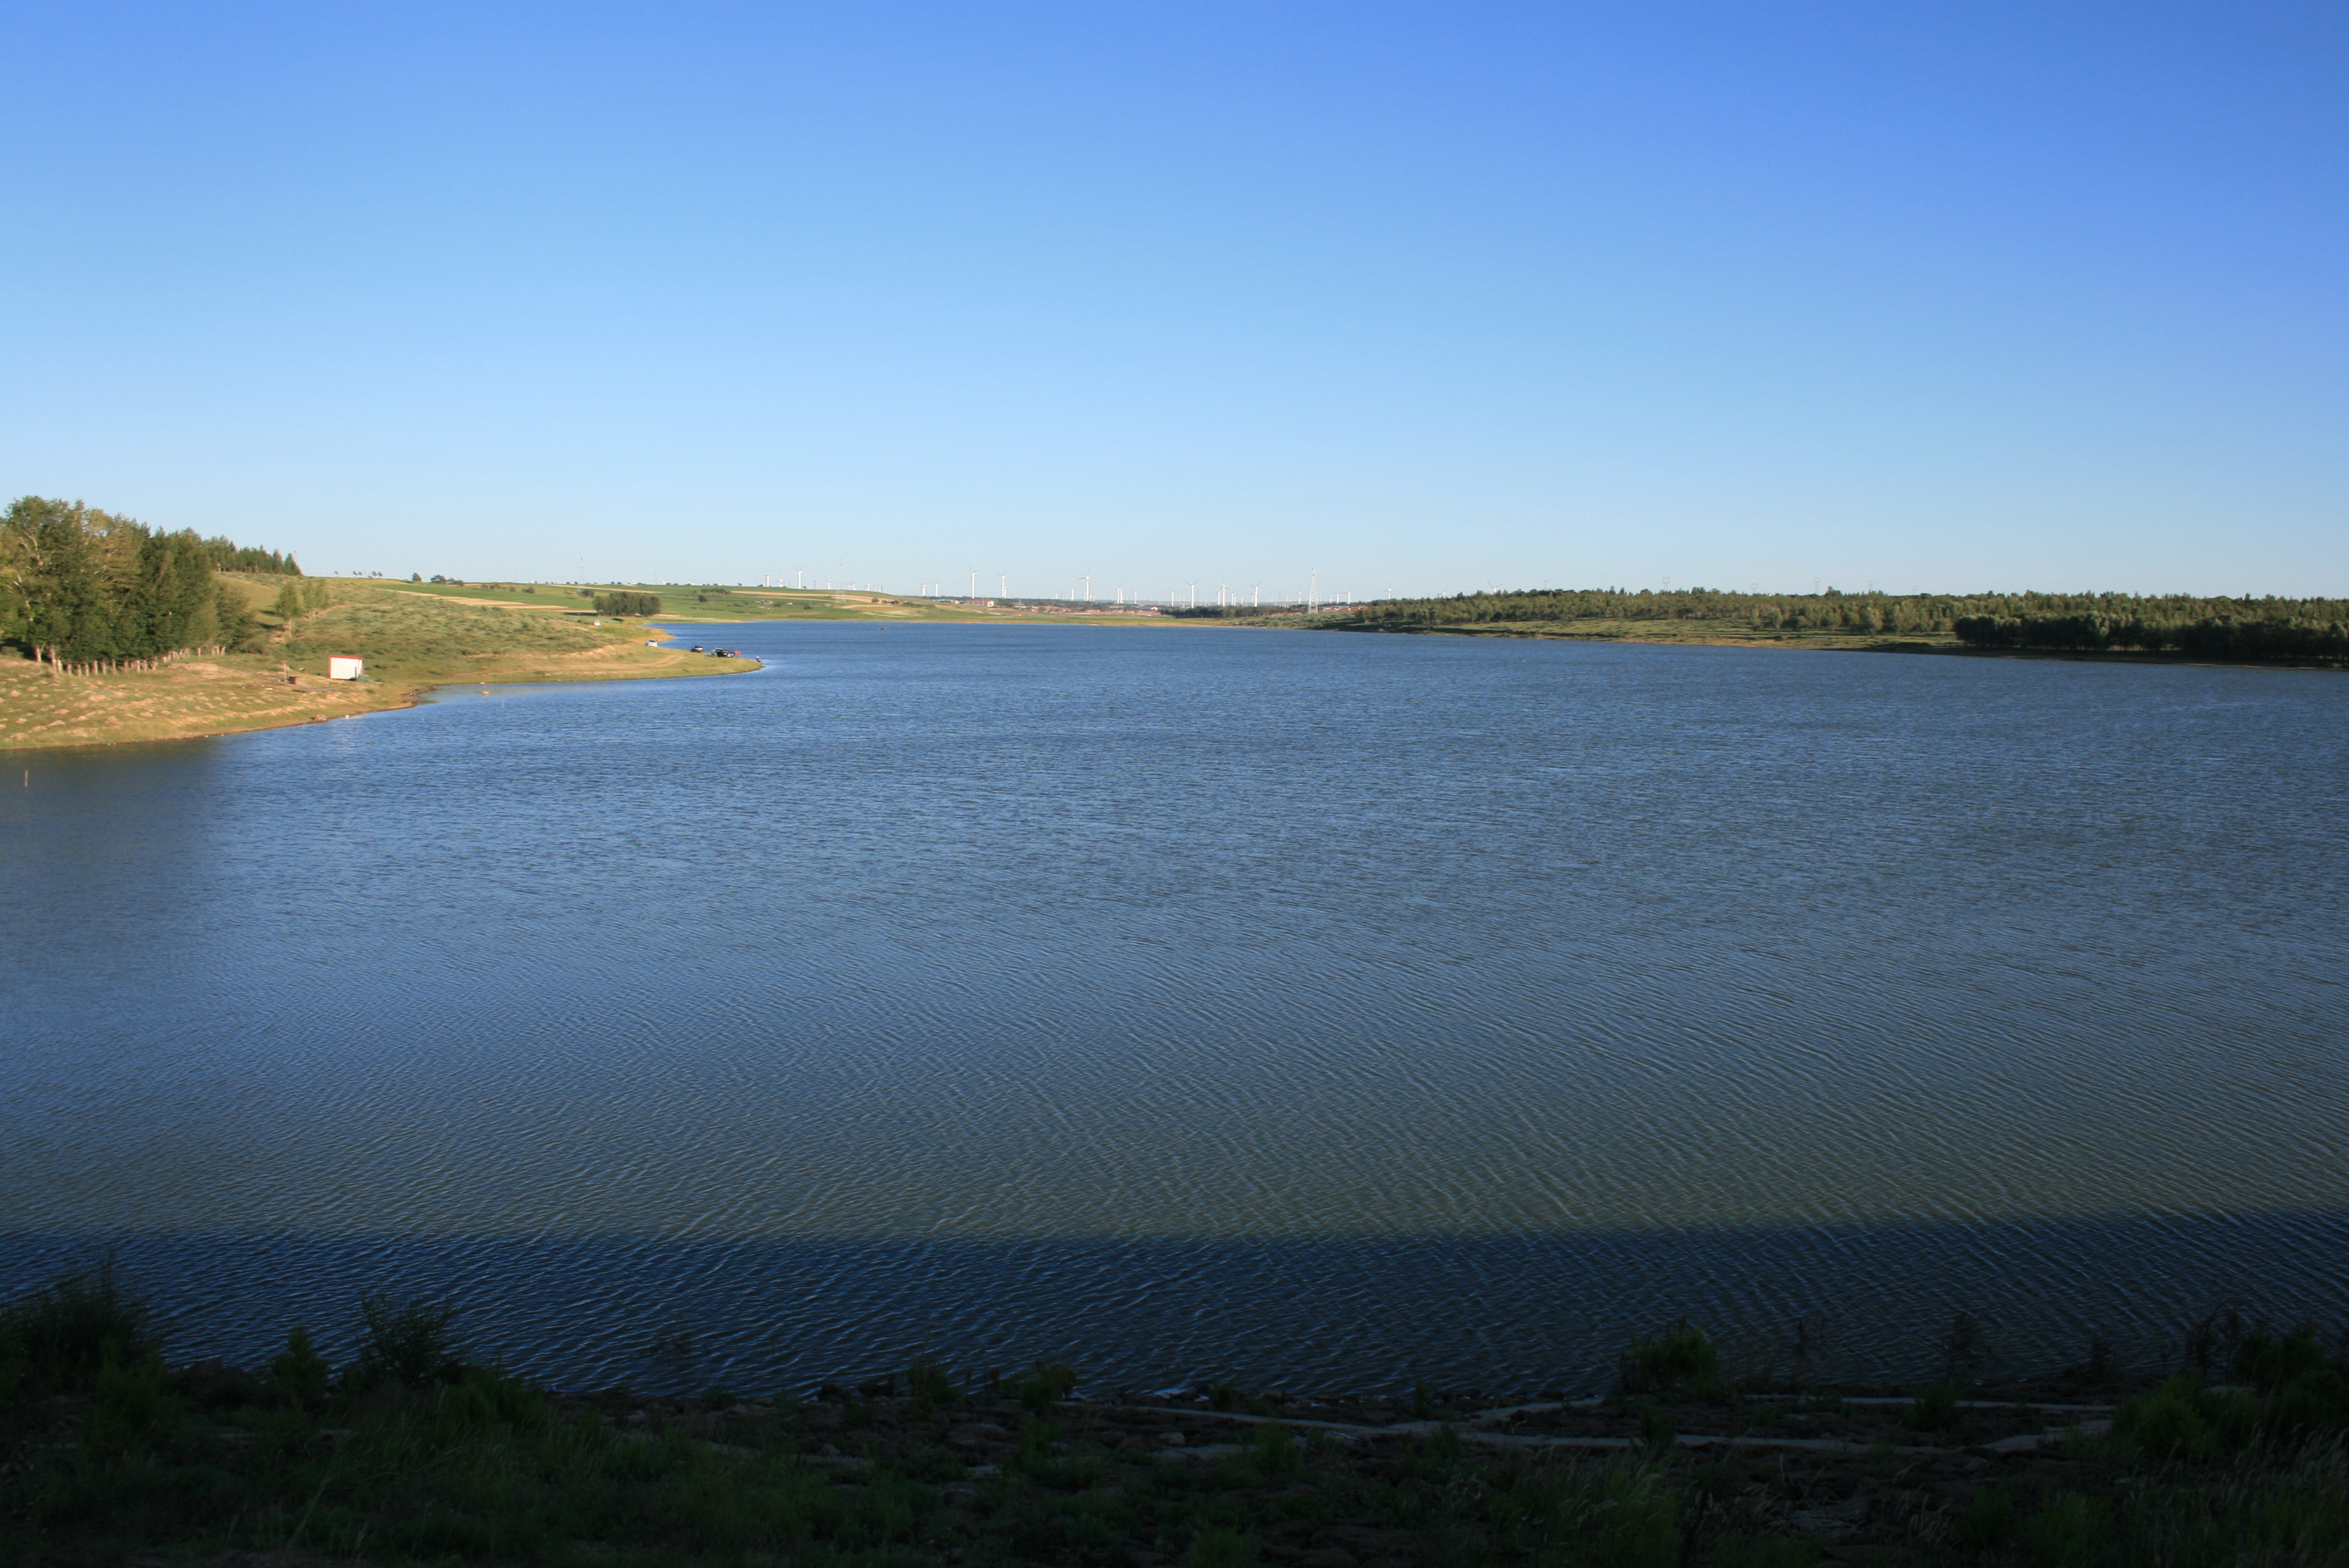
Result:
[1187, 1525, 1257, 1567]
[349, 1292, 465, 1390]
[0, 1257, 158, 1390]
[2120, 1375, 2213, 1459]
[437, 1370, 501, 1434]
[2236, 1324, 2349, 1445]
[1592, 1464, 1678, 1568]
[907, 1351, 955, 1413]
[1249, 1420, 1299, 1478]
[2022, 1491, 2113, 1568]
[269, 1324, 332, 1405]
[81, 1348, 181, 1461]
[2115, 1372, 2257, 1459]
[1911, 1381, 1961, 1431]
[1619, 1320, 1722, 1398]
[1012, 1417, 1060, 1471]
[2237, 1323, 2341, 1393]
[1957, 1485, 2015, 1550]
[1421, 1420, 1466, 1470]
[435, 1366, 547, 1435]
[1017, 1360, 1075, 1412]
[1488, 1458, 1680, 1568]
[2111, 1326, 2349, 1452]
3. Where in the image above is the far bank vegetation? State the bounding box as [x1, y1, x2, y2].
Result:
[1322, 586, 2349, 665]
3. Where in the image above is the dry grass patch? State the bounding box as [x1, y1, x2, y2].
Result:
[3, 583, 754, 751]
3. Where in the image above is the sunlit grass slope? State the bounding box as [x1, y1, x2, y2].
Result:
[0, 578, 754, 751]
[384, 580, 1171, 624]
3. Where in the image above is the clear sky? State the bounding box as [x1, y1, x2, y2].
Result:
[4, 3, 2343, 599]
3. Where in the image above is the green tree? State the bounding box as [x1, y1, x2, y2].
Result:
[2, 497, 108, 671]
[5, 497, 294, 668]
[214, 582, 261, 651]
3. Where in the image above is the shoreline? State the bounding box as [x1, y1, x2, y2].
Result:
[1306, 621, 2349, 672]
[8, 1264, 2339, 1567]
[9, 610, 2334, 756]
[0, 619, 760, 755]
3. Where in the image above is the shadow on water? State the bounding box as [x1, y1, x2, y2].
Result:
[6, 1209, 2344, 1395]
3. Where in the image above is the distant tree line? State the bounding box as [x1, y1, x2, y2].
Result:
[592, 591, 661, 616]
[1328, 585, 2349, 664]
[197, 535, 302, 574]
[1951, 612, 2349, 663]
[0, 495, 303, 674]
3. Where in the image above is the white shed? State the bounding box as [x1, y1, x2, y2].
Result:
[327, 656, 365, 681]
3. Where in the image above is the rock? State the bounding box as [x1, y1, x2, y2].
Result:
[1323, 1525, 1416, 1554]
[1791, 1494, 1869, 1539]
[948, 1421, 1010, 1447]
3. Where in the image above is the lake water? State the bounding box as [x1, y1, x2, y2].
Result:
[4, 625, 2346, 1395]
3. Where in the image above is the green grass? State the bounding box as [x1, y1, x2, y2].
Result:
[260, 579, 757, 685]
[279, 591, 638, 681]
[371, 579, 1184, 626]
[12, 1266, 2349, 1566]
[2, 579, 757, 752]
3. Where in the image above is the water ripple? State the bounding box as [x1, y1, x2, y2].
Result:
[3, 628, 2346, 1385]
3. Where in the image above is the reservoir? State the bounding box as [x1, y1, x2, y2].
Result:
[3, 624, 2345, 1395]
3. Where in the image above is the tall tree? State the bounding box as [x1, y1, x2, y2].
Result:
[2, 497, 106, 670]
[3, 496, 289, 669]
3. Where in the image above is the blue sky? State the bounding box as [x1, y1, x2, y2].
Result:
[3, 2, 2342, 597]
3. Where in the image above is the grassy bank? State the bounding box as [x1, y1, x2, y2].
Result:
[5, 1265, 2346, 1567]
[0, 579, 757, 751]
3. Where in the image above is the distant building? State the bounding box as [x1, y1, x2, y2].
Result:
[327, 656, 364, 681]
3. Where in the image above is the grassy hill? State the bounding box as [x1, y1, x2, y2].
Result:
[382, 580, 1175, 624]
[0, 577, 756, 751]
